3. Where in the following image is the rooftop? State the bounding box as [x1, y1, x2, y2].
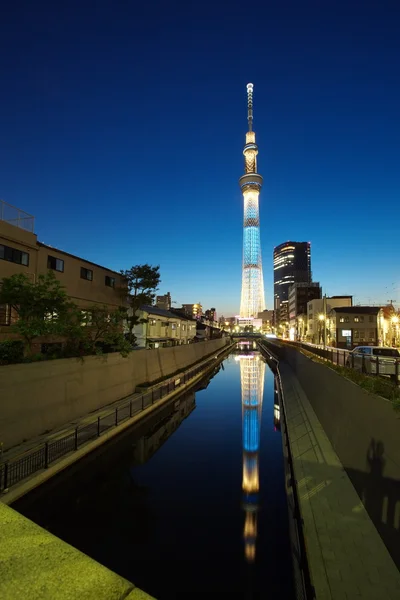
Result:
[332, 306, 381, 314]
[37, 242, 123, 277]
[0, 200, 35, 233]
[140, 305, 195, 321]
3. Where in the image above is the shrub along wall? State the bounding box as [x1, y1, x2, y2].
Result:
[0, 338, 228, 451]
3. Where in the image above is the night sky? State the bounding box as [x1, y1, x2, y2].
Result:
[1, 1, 399, 316]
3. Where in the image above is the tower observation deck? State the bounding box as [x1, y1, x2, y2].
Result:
[239, 83, 266, 318]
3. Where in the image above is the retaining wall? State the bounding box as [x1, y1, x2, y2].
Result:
[265, 340, 400, 569]
[0, 338, 228, 450]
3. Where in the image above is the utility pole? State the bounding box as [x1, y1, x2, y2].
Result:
[323, 294, 327, 350]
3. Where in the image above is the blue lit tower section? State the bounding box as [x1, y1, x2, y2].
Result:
[239, 83, 266, 318]
[239, 353, 265, 563]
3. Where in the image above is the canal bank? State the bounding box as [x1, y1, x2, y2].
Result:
[259, 340, 400, 599]
[0, 338, 230, 451]
[12, 346, 294, 599]
[1, 340, 233, 504]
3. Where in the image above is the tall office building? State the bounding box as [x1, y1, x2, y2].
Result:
[239, 83, 266, 318]
[273, 242, 311, 324]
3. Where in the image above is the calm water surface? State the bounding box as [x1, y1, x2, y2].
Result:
[14, 349, 294, 599]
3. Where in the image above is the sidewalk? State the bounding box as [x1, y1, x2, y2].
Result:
[280, 362, 400, 599]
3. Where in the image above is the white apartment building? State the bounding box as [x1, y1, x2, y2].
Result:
[307, 296, 352, 343]
[132, 305, 197, 349]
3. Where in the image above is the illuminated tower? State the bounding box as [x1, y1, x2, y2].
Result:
[238, 352, 265, 563]
[239, 83, 266, 318]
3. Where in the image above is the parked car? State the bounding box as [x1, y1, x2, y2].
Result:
[345, 346, 400, 381]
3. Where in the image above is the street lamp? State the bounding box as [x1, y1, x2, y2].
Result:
[318, 314, 325, 346]
[391, 315, 399, 346]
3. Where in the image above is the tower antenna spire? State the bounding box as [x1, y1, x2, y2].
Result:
[247, 83, 254, 131]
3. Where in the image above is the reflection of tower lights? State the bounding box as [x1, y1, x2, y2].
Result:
[239, 353, 265, 563]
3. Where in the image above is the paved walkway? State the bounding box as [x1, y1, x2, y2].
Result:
[0, 501, 154, 600]
[280, 362, 400, 600]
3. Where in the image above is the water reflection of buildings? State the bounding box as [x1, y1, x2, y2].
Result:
[237, 351, 265, 563]
[274, 377, 281, 432]
[133, 392, 196, 465]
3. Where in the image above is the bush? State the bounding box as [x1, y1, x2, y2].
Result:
[0, 340, 25, 365]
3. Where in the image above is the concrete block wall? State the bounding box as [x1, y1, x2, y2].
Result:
[0, 338, 228, 450]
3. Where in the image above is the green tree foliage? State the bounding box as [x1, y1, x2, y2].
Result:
[120, 264, 161, 344]
[0, 271, 72, 355]
[76, 305, 132, 357]
[0, 272, 132, 359]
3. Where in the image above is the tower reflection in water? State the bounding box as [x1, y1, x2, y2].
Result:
[236, 347, 265, 563]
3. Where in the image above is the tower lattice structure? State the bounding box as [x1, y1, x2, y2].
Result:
[239, 83, 266, 318]
[239, 352, 265, 563]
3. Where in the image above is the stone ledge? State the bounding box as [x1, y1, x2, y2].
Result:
[0, 502, 155, 600]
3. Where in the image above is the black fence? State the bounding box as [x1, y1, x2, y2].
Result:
[0, 345, 231, 493]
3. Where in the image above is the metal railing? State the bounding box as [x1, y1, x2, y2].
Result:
[0, 344, 232, 493]
[289, 341, 400, 381]
[0, 199, 35, 233]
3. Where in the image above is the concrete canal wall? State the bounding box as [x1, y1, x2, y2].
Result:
[0, 338, 228, 450]
[264, 340, 400, 573]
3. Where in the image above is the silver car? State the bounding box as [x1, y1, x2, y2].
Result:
[346, 346, 400, 380]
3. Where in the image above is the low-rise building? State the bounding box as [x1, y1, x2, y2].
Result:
[133, 305, 197, 349]
[155, 292, 171, 311]
[307, 296, 353, 344]
[258, 309, 274, 334]
[0, 201, 127, 343]
[328, 306, 383, 349]
[182, 303, 202, 319]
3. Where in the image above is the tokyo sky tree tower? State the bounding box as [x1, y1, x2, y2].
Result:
[239, 83, 266, 318]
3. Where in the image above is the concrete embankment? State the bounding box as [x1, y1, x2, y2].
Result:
[0, 338, 228, 450]
[1, 340, 233, 504]
[0, 501, 155, 600]
[261, 340, 400, 599]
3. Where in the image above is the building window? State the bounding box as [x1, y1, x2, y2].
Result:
[0, 304, 11, 326]
[354, 330, 359, 338]
[344, 317, 350, 323]
[339, 317, 345, 323]
[369, 329, 375, 341]
[48, 255, 64, 272]
[80, 310, 92, 326]
[80, 267, 93, 281]
[105, 275, 116, 288]
[369, 315, 374, 322]
[149, 318, 156, 326]
[0, 244, 29, 266]
[171, 323, 177, 330]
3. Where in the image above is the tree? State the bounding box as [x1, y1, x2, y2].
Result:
[77, 305, 132, 357]
[0, 271, 72, 356]
[120, 264, 161, 344]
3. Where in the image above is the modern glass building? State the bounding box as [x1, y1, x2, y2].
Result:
[273, 241, 311, 323]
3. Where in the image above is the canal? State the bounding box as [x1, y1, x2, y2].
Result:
[13, 346, 294, 599]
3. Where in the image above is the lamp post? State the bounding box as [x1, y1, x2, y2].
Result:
[392, 315, 399, 347]
[318, 314, 325, 347]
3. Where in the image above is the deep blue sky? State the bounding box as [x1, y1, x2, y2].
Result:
[1, 1, 399, 316]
